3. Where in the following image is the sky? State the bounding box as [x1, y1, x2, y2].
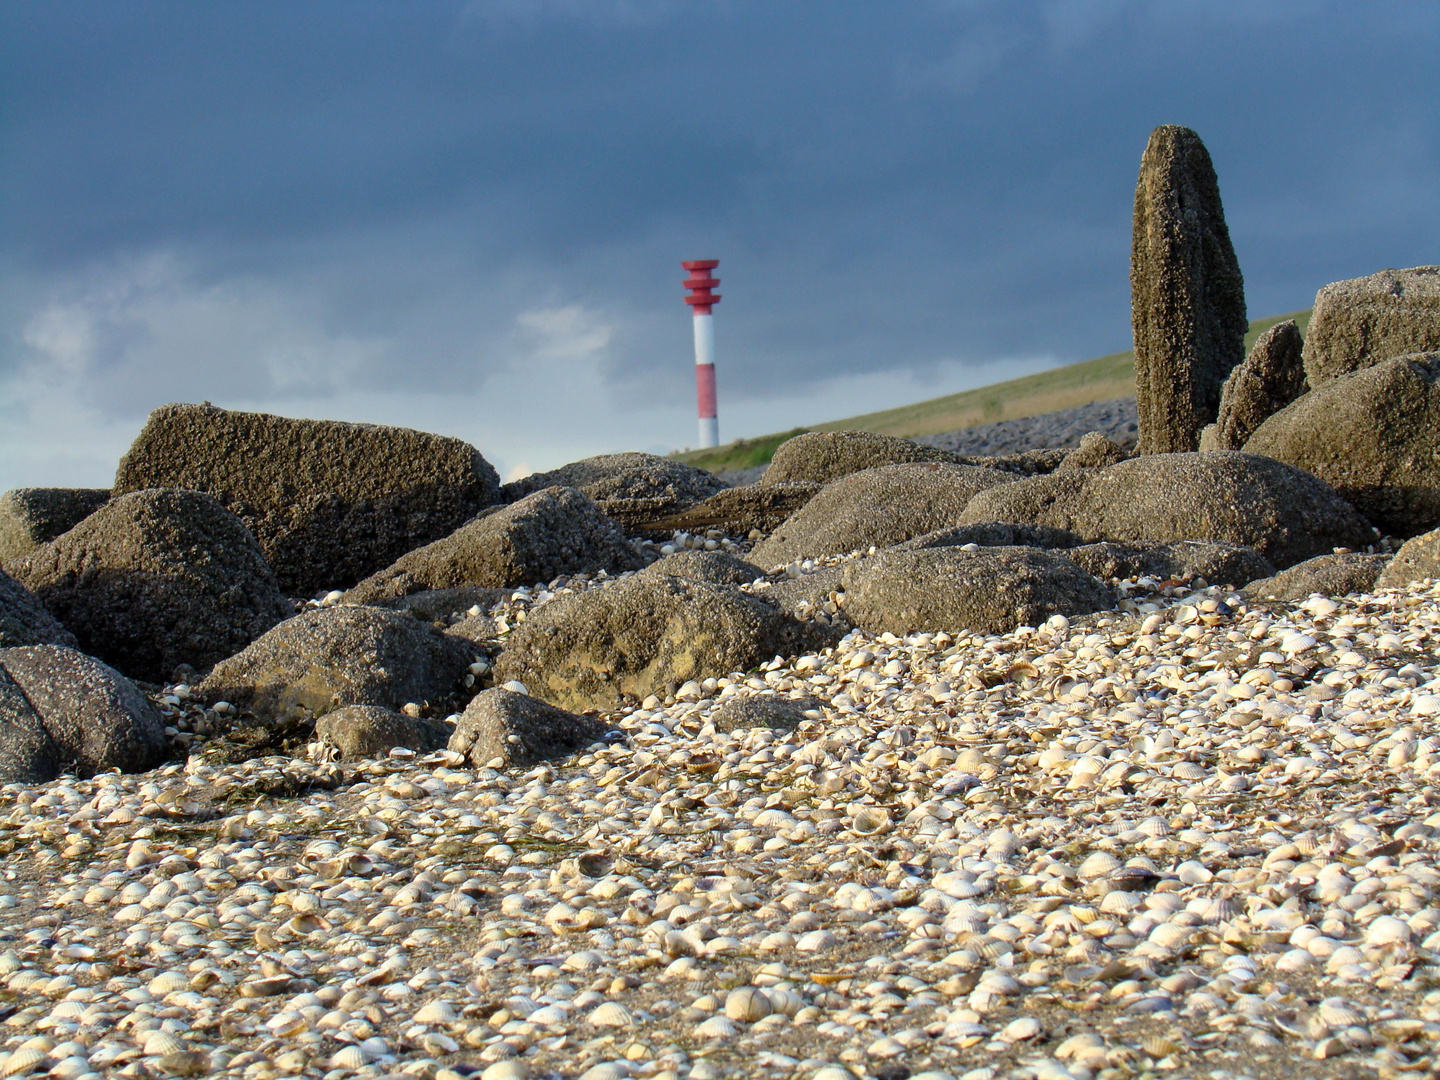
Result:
[1, 1, 1436, 489]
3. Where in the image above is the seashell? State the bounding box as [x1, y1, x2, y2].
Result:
[0, 1049, 47, 1078]
[1077, 851, 1121, 879]
[1142, 1035, 1180, 1057]
[795, 929, 836, 952]
[694, 1015, 738, 1039]
[412, 1000, 457, 1025]
[1137, 815, 1171, 837]
[141, 1031, 187, 1057]
[147, 971, 188, 996]
[526, 1005, 569, 1026]
[266, 1010, 309, 1036]
[1148, 923, 1193, 950]
[479, 1064, 530, 1080]
[850, 807, 892, 835]
[1172, 762, 1206, 780]
[1316, 998, 1366, 1030]
[1365, 915, 1412, 946]
[724, 986, 772, 1022]
[563, 950, 604, 971]
[330, 1046, 368, 1071]
[587, 1002, 633, 1027]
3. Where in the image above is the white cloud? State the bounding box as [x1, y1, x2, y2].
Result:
[513, 304, 614, 360]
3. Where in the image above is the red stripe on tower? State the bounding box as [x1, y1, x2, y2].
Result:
[683, 259, 721, 448]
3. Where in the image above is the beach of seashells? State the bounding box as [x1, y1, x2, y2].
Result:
[5, 552, 1440, 1080]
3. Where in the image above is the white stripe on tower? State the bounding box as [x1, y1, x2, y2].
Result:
[683, 259, 721, 449]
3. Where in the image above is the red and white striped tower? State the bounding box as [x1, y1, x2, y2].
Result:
[682, 259, 721, 448]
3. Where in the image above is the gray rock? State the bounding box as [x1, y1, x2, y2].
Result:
[1065, 540, 1274, 587]
[1056, 432, 1130, 472]
[751, 463, 1018, 568]
[916, 397, 1140, 457]
[345, 487, 644, 604]
[0, 568, 77, 649]
[369, 586, 509, 623]
[1208, 319, 1307, 451]
[633, 482, 821, 535]
[314, 706, 452, 761]
[1131, 125, 1247, 454]
[111, 402, 501, 595]
[0, 645, 166, 783]
[1303, 266, 1440, 386]
[1242, 553, 1391, 602]
[443, 613, 500, 644]
[493, 574, 825, 712]
[641, 550, 764, 586]
[501, 453, 726, 526]
[760, 430, 961, 486]
[840, 546, 1114, 637]
[712, 694, 822, 734]
[1377, 528, 1440, 590]
[0, 488, 108, 568]
[1242, 353, 1440, 536]
[892, 523, 1083, 552]
[960, 451, 1372, 569]
[12, 489, 292, 683]
[760, 565, 850, 626]
[448, 688, 611, 769]
[198, 605, 477, 721]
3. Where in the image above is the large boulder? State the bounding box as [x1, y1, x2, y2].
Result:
[314, 705, 453, 761]
[1130, 125, 1247, 454]
[760, 430, 959, 486]
[0, 645, 167, 784]
[0, 488, 108, 568]
[959, 451, 1372, 569]
[111, 403, 501, 595]
[1377, 528, 1440, 590]
[447, 688, 612, 770]
[1242, 553, 1391, 602]
[1242, 353, 1440, 536]
[1303, 267, 1440, 386]
[1202, 319, 1307, 451]
[641, 550, 764, 586]
[893, 522, 1083, 552]
[345, 487, 643, 604]
[493, 575, 823, 712]
[840, 547, 1114, 636]
[633, 481, 821, 535]
[12, 489, 292, 683]
[0, 569, 77, 649]
[751, 463, 1018, 568]
[198, 605, 478, 721]
[500, 453, 725, 526]
[1065, 540, 1274, 587]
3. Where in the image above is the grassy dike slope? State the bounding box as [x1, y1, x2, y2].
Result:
[675, 310, 1311, 473]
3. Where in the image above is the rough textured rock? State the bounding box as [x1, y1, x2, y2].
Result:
[840, 547, 1114, 637]
[198, 605, 478, 721]
[500, 453, 725, 526]
[960, 451, 1372, 569]
[368, 586, 509, 623]
[1206, 319, 1308, 451]
[1303, 266, 1440, 386]
[345, 487, 644, 604]
[314, 706, 452, 761]
[1131, 125, 1247, 454]
[12, 489, 292, 683]
[894, 523, 1083, 553]
[1056, 432, 1130, 472]
[634, 482, 821, 535]
[1242, 553, 1391, 602]
[759, 566, 850, 626]
[494, 575, 824, 712]
[448, 688, 612, 769]
[1242, 353, 1440, 536]
[751, 463, 1017, 568]
[712, 694, 822, 734]
[760, 430, 960, 486]
[111, 403, 501, 595]
[641, 550, 764, 586]
[0, 488, 108, 568]
[0, 569, 77, 649]
[0, 645, 166, 783]
[1377, 528, 1440, 590]
[1065, 540, 1274, 587]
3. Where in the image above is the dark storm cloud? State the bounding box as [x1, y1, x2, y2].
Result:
[0, 0, 1436, 485]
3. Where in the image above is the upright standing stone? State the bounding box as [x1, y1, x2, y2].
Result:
[1131, 125, 1248, 454]
[1205, 319, 1307, 450]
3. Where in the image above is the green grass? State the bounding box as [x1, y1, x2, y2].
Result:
[674, 309, 1312, 471]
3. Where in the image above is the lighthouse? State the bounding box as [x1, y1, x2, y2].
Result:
[682, 259, 721, 449]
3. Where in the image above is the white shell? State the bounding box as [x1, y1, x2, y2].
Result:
[141, 1031, 186, 1057]
[147, 971, 189, 996]
[1366, 915, 1413, 946]
[694, 1015, 738, 1039]
[412, 1000, 458, 1025]
[1077, 851, 1121, 879]
[587, 1002, 633, 1027]
[0, 1049, 47, 1078]
[329, 1046, 368, 1071]
[724, 986, 772, 1022]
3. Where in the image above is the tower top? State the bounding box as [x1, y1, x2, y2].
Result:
[682, 259, 721, 315]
